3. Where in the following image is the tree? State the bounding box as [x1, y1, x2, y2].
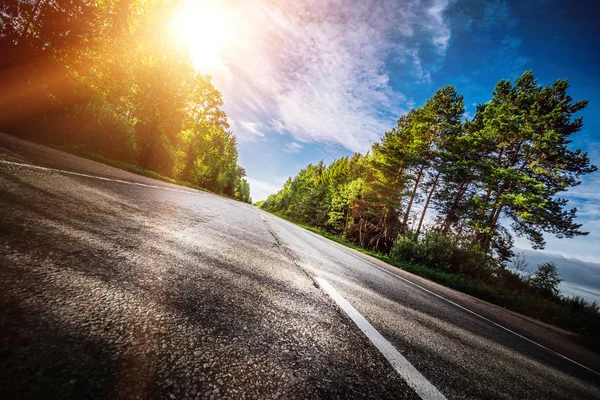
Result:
[235, 177, 252, 204]
[325, 155, 364, 231]
[528, 262, 562, 297]
[345, 198, 401, 251]
[412, 86, 464, 236]
[470, 71, 596, 251]
[0, 0, 251, 199]
[434, 105, 487, 236]
[328, 178, 364, 231]
[260, 71, 595, 262]
[367, 116, 413, 234]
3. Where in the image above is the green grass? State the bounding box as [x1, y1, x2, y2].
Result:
[56, 145, 210, 192]
[48, 143, 251, 203]
[267, 211, 600, 352]
[283, 216, 493, 299]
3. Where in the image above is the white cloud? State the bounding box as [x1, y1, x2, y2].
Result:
[513, 225, 600, 265]
[199, 0, 453, 153]
[239, 121, 265, 138]
[427, 0, 452, 53]
[246, 177, 285, 202]
[560, 282, 600, 303]
[283, 142, 304, 154]
[514, 249, 600, 302]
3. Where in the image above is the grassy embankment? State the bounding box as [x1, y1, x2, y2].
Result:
[266, 211, 600, 353]
[54, 144, 209, 191]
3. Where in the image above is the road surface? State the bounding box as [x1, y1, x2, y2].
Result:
[1, 133, 599, 399]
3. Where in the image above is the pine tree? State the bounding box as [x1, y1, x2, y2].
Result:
[471, 71, 596, 251]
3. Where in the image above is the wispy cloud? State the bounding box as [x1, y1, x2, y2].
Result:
[427, 0, 452, 53]
[283, 142, 304, 154]
[203, 0, 453, 152]
[239, 121, 265, 138]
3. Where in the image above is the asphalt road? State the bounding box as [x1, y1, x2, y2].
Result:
[1, 133, 599, 399]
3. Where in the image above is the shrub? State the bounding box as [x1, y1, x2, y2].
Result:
[527, 262, 562, 297]
[390, 231, 497, 282]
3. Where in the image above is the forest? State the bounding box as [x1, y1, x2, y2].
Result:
[0, 0, 251, 202]
[259, 72, 600, 341]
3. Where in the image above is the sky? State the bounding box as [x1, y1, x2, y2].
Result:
[187, 0, 600, 301]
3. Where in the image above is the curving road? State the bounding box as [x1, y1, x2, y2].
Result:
[1, 133, 599, 399]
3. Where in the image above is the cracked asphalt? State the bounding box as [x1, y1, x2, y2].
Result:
[1, 133, 599, 399]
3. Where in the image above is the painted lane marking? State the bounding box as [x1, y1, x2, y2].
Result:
[0, 159, 259, 212]
[1, 160, 276, 244]
[0, 159, 198, 194]
[263, 213, 600, 377]
[315, 277, 447, 400]
[325, 242, 600, 378]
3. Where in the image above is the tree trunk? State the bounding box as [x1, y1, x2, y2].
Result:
[491, 204, 505, 230]
[416, 171, 440, 236]
[376, 163, 406, 249]
[474, 147, 505, 243]
[476, 150, 531, 249]
[380, 164, 405, 238]
[441, 180, 468, 234]
[402, 163, 425, 227]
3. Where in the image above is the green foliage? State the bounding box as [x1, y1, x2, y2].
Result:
[261, 71, 595, 260]
[259, 71, 598, 340]
[0, 0, 250, 201]
[528, 262, 562, 297]
[391, 231, 498, 281]
[328, 178, 363, 230]
[235, 178, 252, 204]
[469, 71, 596, 251]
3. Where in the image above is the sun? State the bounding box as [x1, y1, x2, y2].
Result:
[170, 1, 234, 71]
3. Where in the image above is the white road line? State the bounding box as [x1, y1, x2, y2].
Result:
[263, 213, 600, 377]
[315, 277, 447, 400]
[0, 159, 199, 194]
[0, 159, 258, 212]
[1, 159, 272, 241]
[321, 239, 600, 378]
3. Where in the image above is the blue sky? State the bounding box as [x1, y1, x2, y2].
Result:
[200, 0, 600, 301]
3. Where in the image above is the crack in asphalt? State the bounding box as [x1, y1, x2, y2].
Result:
[258, 211, 435, 399]
[258, 211, 320, 290]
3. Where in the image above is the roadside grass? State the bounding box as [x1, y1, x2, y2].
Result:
[66, 149, 260, 207]
[268, 211, 600, 353]
[54, 144, 211, 192]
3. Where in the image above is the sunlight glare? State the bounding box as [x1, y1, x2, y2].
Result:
[171, 1, 234, 71]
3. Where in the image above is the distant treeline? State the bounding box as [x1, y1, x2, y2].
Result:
[261, 73, 596, 256]
[0, 0, 251, 203]
[259, 72, 600, 339]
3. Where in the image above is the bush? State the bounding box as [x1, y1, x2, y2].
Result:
[390, 231, 497, 282]
[2, 89, 138, 164]
[389, 231, 600, 341]
[527, 262, 562, 297]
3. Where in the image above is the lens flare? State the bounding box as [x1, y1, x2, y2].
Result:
[170, 1, 234, 71]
